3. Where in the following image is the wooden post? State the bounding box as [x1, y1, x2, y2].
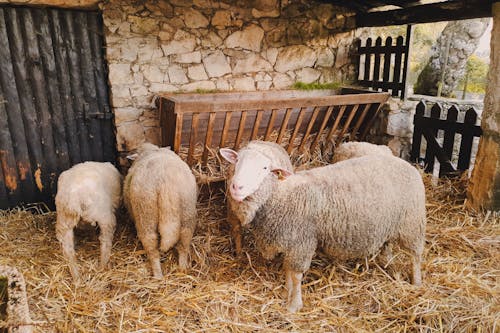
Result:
[401, 24, 412, 99]
[467, 2, 500, 211]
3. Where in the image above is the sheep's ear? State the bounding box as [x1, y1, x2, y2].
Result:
[271, 168, 292, 180]
[220, 148, 238, 164]
[126, 153, 138, 161]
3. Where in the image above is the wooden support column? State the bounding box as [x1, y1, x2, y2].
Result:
[467, 2, 500, 211]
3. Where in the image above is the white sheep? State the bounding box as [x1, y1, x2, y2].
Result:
[332, 141, 393, 163]
[124, 143, 197, 279]
[55, 162, 122, 281]
[223, 140, 294, 255]
[220, 149, 426, 313]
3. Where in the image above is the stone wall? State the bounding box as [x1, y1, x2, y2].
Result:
[100, 0, 363, 163]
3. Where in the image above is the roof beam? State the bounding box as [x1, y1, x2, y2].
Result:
[355, 0, 494, 27]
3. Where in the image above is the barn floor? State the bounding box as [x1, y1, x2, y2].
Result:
[0, 175, 498, 332]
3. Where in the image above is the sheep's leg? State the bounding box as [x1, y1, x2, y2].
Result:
[378, 242, 393, 268]
[98, 214, 116, 270]
[285, 269, 303, 313]
[284, 269, 293, 302]
[140, 232, 163, 279]
[176, 226, 194, 272]
[56, 226, 79, 281]
[228, 209, 243, 256]
[411, 252, 422, 286]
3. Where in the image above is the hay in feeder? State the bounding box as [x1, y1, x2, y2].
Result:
[0, 168, 498, 332]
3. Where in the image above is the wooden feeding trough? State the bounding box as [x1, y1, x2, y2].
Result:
[158, 88, 390, 182]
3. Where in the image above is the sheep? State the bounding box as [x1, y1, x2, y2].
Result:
[220, 149, 426, 313]
[55, 161, 122, 281]
[332, 141, 393, 163]
[124, 143, 197, 279]
[222, 140, 294, 255]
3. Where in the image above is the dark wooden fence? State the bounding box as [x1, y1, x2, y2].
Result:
[410, 101, 483, 177]
[0, 6, 116, 209]
[355, 26, 411, 99]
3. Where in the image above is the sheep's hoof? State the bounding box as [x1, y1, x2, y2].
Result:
[286, 300, 303, 314]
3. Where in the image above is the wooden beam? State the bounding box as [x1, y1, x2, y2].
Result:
[356, 0, 494, 27]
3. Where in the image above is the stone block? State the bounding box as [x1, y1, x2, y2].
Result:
[181, 80, 216, 91]
[161, 30, 196, 56]
[295, 67, 321, 83]
[231, 77, 256, 91]
[168, 65, 189, 84]
[225, 25, 264, 52]
[212, 10, 231, 28]
[108, 63, 134, 85]
[187, 64, 208, 80]
[116, 121, 145, 151]
[233, 54, 273, 74]
[202, 50, 231, 77]
[272, 73, 293, 89]
[115, 107, 142, 124]
[183, 8, 209, 28]
[173, 51, 202, 64]
[275, 45, 317, 72]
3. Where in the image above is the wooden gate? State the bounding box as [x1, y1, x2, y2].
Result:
[410, 101, 482, 177]
[0, 6, 115, 209]
[355, 26, 412, 99]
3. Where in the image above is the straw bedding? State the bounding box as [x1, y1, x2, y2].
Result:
[0, 169, 499, 332]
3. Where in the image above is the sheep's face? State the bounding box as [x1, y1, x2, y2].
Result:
[220, 148, 274, 202]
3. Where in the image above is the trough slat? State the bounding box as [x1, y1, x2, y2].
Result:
[287, 107, 307, 154]
[219, 112, 232, 148]
[202, 112, 216, 166]
[310, 105, 334, 152]
[264, 109, 278, 141]
[276, 108, 293, 144]
[351, 104, 372, 139]
[234, 111, 247, 149]
[251, 111, 263, 140]
[336, 104, 360, 145]
[174, 113, 183, 153]
[188, 113, 200, 166]
[299, 106, 321, 152]
[324, 105, 347, 150]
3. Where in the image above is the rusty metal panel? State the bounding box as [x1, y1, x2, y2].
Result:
[0, 5, 116, 209]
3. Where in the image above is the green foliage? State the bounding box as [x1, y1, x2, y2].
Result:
[194, 88, 220, 94]
[458, 55, 489, 94]
[292, 81, 341, 90]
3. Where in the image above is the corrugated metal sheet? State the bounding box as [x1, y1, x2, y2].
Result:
[0, 5, 116, 209]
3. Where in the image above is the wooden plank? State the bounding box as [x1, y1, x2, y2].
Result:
[421, 127, 455, 173]
[355, 0, 493, 27]
[424, 103, 442, 173]
[359, 103, 383, 140]
[173, 113, 183, 153]
[63, 10, 92, 161]
[363, 38, 372, 82]
[351, 103, 372, 139]
[219, 112, 232, 148]
[439, 105, 459, 177]
[49, 9, 82, 165]
[410, 101, 425, 163]
[187, 113, 200, 166]
[392, 36, 404, 97]
[298, 106, 320, 152]
[173, 93, 390, 114]
[372, 37, 382, 91]
[325, 105, 347, 146]
[87, 12, 115, 163]
[264, 109, 278, 141]
[401, 24, 412, 99]
[234, 111, 247, 149]
[24, 8, 59, 198]
[250, 111, 263, 140]
[310, 105, 334, 152]
[37, 8, 71, 172]
[457, 108, 479, 171]
[287, 107, 307, 154]
[382, 36, 392, 94]
[276, 108, 293, 144]
[0, 8, 37, 204]
[335, 104, 360, 145]
[202, 112, 216, 166]
[75, 11, 104, 162]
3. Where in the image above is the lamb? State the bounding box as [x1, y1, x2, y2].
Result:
[55, 161, 122, 281]
[220, 149, 426, 313]
[332, 141, 393, 163]
[222, 140, 294, 255]
[124, 143, 197, 279]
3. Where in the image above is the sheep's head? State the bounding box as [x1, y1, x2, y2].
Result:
[220, 148, 292, 202]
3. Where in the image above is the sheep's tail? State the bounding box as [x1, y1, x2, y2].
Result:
[157, 191, 181, 252]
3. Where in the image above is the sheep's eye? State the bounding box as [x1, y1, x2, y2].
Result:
[263, 166, 268, 170]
